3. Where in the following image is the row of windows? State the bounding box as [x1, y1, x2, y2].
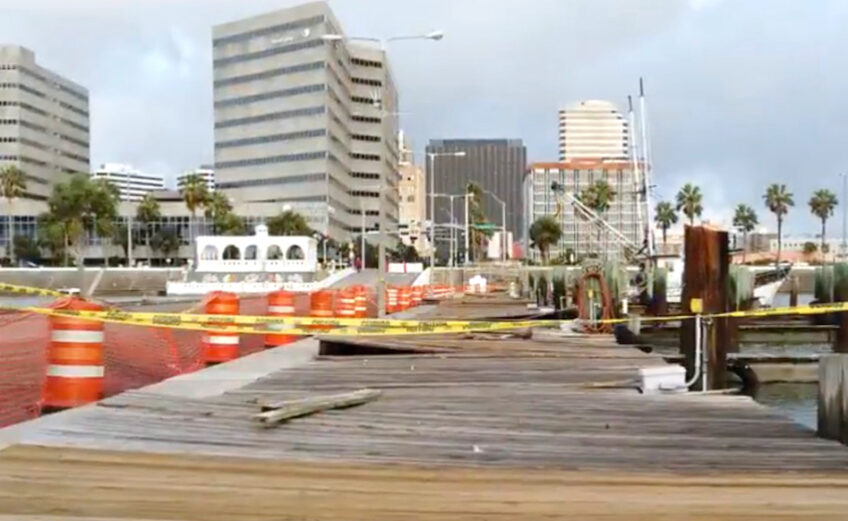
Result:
[352, 114, 381, 124]
[212, 14, 325, 47]
[350, 190, 379, 198]
[350, 152, 380, 162]
[217, 172, 327, 190]
[59, 101, 88, 118]
[0, 82, 46, 98]
[351, 133, 380, 142]
[350, 57, 383, 69]
[60, 150, 89, 164]
[0, 154, 51, 172]
[60, 134, 88, 149]
[1, 66, 87, 101]
[0, 100, 48, 117]
[213, 38, 323, 68]
[214, 60, 324, 88]
[216, 150, 326, 170]
[352, 77, 382, 87]
[351, 95, 377, 105]
[349, 209, 380, 216]
[351, 172, 379, 180]
[0, 136, 51, 151]
[60, 117, 88, 133]
[215, 105, 324, 129]
[215, 83, 324, 108]
[215, 128, 326, 149]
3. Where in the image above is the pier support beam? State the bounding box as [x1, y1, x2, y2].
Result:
[680, 226, 730, 390]
[818, 354, 848, 445]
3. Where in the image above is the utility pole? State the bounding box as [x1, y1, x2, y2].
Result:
[842, 172, 847, 259]
[464, 192, 471, 266]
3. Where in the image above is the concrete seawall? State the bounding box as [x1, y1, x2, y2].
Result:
[0, 267, 184, 295]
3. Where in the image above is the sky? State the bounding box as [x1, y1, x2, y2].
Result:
[1, 0, 847, 234]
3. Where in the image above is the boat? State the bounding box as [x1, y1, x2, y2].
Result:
[660, 256, 790, 307]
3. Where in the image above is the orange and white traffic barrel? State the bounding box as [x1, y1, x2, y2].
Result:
[411, 285, 423, 307]
[43, 298, 105, 411]
[309, 290, 335, 332]
[353, 285, 368, 318]
[386, 286, 399, 314]
[202, 291, 240, 366]
[335, 287, 356, 319]
[399, 286, 412, 311]
[265, 290, 296, 348]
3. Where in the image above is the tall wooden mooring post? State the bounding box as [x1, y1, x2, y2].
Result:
[679, 225, 730, 390]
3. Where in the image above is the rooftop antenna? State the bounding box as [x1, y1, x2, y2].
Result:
[639, 77, 656, 259]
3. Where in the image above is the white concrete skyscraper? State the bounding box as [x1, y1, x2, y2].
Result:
[558, 100, 629, 161]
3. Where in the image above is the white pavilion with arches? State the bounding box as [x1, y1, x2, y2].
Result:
[195, 225, 319, 273]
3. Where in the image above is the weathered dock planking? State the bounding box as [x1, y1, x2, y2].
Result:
[2, 299, 848, 519]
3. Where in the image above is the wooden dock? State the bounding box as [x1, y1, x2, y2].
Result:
[2, 299, 848, 519]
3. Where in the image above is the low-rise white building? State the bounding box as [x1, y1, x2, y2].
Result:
[91, 163, 165, 201]
[177, 166, 215, 192]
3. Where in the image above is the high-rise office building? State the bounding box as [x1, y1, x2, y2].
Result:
[212, 1, 399, 243]
[558, 100, 628, 161]
[397, 131, 428, 253]
[524, 159, 647, 260]
[426, 139, 525, 259]
[91, 163, 165, 201]
[177, 165, 215, 192]
[0, 45, 90, 198]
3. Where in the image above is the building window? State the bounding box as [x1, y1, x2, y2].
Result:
[215, 129, 326, 149]
[216, 172, 325, 189]
[212, 15, 325, 47]
[214, 61, 324, 88]
[244, 245, 258, 260]
[216, 151, 326, 170]
[214, 83, 325, 108]
[201, 245, 218, 260]
[215, 105, 325, 129]
[267, 245, 283, 260]
[213, 38, 323, 68]
[286, 245, 304, 260]
[222, 245, 240, 260]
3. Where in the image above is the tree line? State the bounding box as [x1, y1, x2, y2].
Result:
[0, 166, 422, 266]
[528, 177, 838, 265]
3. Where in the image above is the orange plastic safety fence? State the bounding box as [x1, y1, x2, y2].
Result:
[0, 309, 50, 427]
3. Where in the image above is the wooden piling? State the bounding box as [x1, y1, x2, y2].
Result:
[789, 276, 799, 308]
[818, 354, 848, 445]
[680, 226, 730, 390]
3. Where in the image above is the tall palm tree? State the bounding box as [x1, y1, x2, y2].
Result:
[809, 189, 838, 255]
[763, 183, 794, 265]
[580, 180, 616, 256]
[529, 216, 562, 264]
[204, 191, 232, 235]
[675, 183, 703, 226]
[653, 201, 677, 250]
[267, 209, 312, 236]
[0, 165, 27, 265]
[180, 173, 209, 242]
[732, 204, 758, 263]
[466, 182, 489, 262]
[136, 193, 161, 264]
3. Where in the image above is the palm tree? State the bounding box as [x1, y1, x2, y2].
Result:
[809, 189, 838, 255]
[580, 180, 616, 257]
[267, 210, 313, 236]
[465, 182, 491, 262]
[529, 216, 563, 264]
[763, 183, 794, 265]
[204, 191, 232, 234]
[675, 183, 703, 226]
[0, 165, 27, 265]
[136, 193, 161, 264]
[180, 173, 209, 241]
[732, 204, 758, 263]
[654, 201, 677, 250]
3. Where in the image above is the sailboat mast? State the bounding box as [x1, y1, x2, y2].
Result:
[629, 94, 644, 257]
[639, 78, 656, 258]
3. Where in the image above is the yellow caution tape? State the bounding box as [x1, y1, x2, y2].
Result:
[0, 282, 68, 298]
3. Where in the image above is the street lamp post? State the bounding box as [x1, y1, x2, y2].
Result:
[841, 172, 847, 259]
[427, 151, 466, 268]
[321, 30, 443, 317]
